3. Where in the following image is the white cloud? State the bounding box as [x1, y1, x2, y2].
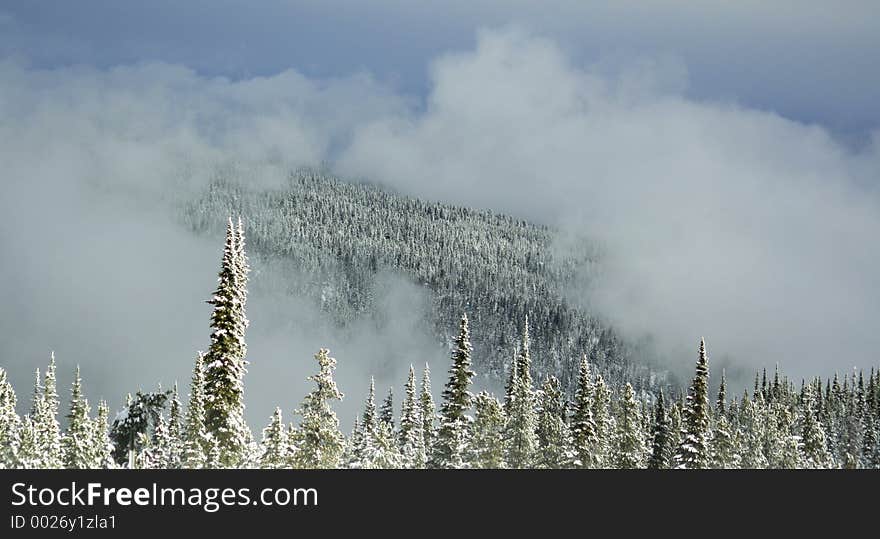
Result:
[339, 28, 880, 381]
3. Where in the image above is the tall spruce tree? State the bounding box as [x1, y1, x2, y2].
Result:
[591, 374, 613, 468]
[648, 390, 671, 469]
[92, 400, 114, 468]
[203, 218, 251, 467]
[399, 365, 426, 468]
[290, 349, 345, 468]
[62, 366, 93, 469]
[570, 356, 597, 468]
[38, 355, 63, 468]
[674, 338, 712, 469]
[430, 313, 475, 469]
[504, 321, 537, 468]
[419, 364, 436, 457]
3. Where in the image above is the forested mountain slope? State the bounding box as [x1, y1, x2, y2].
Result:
[181, 169, 664, 394]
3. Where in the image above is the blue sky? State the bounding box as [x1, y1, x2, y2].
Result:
[2, 0, 879, 140]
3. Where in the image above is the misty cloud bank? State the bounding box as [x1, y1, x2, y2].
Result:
[1, 28, 878, 425]
[339, 29, 880, 382]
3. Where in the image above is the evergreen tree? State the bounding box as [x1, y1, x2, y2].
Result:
[62, 366, 93, 469]
[503, 350, 519, 415]
[398, 365, 426, 468]
[430, 313, 475, 469]
[710, 414, 740, 469]
[380, 387, 394, 430]
[674, 338, 712, 469]
[591, 374, 613, 468]
[40, 355, 64, 468]
[613, 383, 647, 468]
[183, 353, 209, 468]
[361, 420, 402, 469]
[290, 349, 345, 468]
[0, 368, 20, 468]
[570, 356, 597, 468]
[861, 412, 879, 468]
[648, 390, 671, 469]
[145, 414, 174, 469]
[419, 364, 436, 457]
[15, 416, 41, 469]
[92, 400, 114, 468]
[164, 384, 183, 469]
[361, 377, 378, 445]
[203, 218, 251, 467]
[536, 376, 571, 468]
[504, 321, 537, 468]
[260, 407, 288, 469]
[110, 390, 170, 467]
[737, 392, 768, 469]
[470, 392, 506, 468]
[32, 361, 62, 468]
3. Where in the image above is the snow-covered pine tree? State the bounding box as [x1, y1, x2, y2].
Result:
[772, 404, 803, 469]
[363, 419, 402, 469]
[419, 364, 436, 456]
[203, 218, 251, 467]
[260, 407, 288, 469]
[430, 313, 476, 469]
[648, 390, 671, 469]
[164, 384, 183, 469]
[504, 320, 538, 469]
[15, 415, 40, 469]
[92, 400, 114, 468]
[290, 349, 345, 469]
[0, 368, 20, 468]
[41, 355, 63, 468]
[737, 391, 768, 469]
[344, 417, 362, 467]
[710, 413, 740, 469]
[398, 365, 426, 468]
[145, 414, 175, 469]
[570, 356, 597, 468]
[536, 375, 572, 468]
[674, 338, 712, 469]
[591, 374, 613, 468]
[110, 390, 170, 467]
[503, 349, 519, 415]
[33, 361, 63, 468]
[361, 377, 377, 446]
[183, 353, 209, 468]
[380, 387, 394, 430]
[861, 411, 879, 468]
[62, 366, 93, 468]
[470, 391, 506, 468]
[613, 383, 647, 468]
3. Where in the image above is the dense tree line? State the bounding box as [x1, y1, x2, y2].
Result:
[180, 169, 657, 394]
[1, 220, 878, 469]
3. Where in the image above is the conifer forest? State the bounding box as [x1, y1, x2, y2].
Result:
[1, 173, 877, 470]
